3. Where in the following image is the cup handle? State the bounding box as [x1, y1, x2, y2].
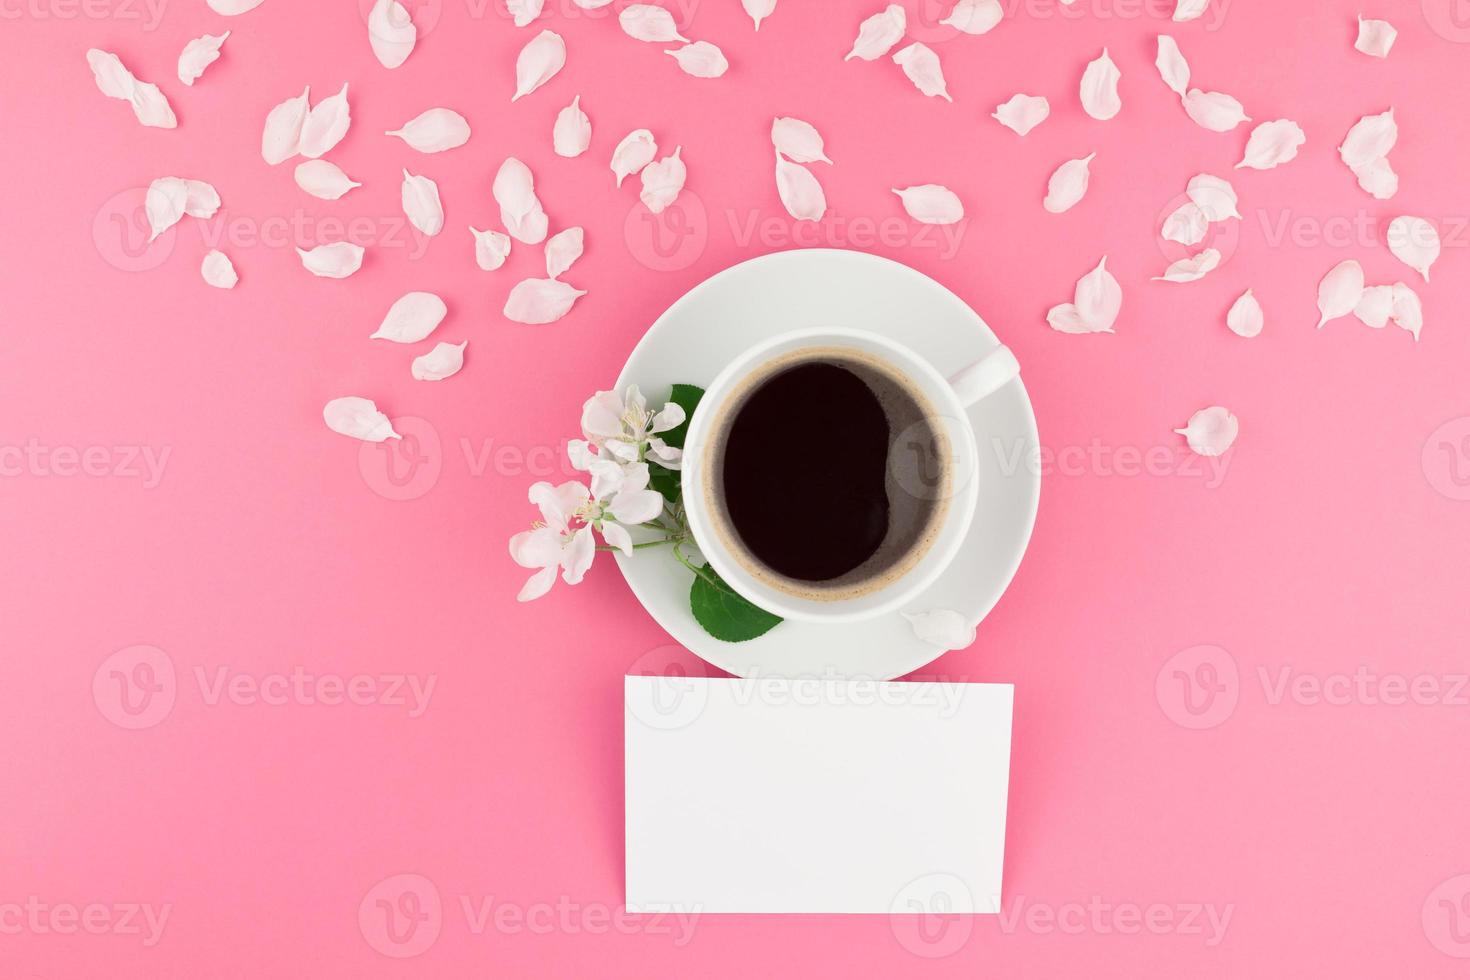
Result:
[947, 345, 1020, 408]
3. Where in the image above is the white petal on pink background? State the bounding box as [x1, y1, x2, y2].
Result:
[1226, 289, 1263, 337]
[323, 396, 400, 442]
[412, 341, 468, 381]
[771, 117, 831, 163]
[85, 49, 177, 129]
[201, 249, 238, 289]
[513, 30, 566, 101]
[639, 146, 687, 214]
[618, 4, 689, 42]
[611, 129, 657, 186]
[666, 41, 729, 78]
[1182, 89, 1250, 132]
[1315, 259, 1365, 327]
[1237, 119, 1305, 170]
[1161, 202, 1208, 246]
[504, 278, 587, 324]
[368, 0, 417, 69]
[1175, 407, 1238, 457]
[901, 609, 976, 650]
[941, 0, 1002, 34]
[1355, 16, 1397, 58]
[294, 160, 360, 200]
[183, 179, 220, 218]
[506, 0, 544, 28]
[297, 242, 365, 278]
[1155, 35, 1190, 96]
[1391, 282, 1422, 340]
[992, 94, 1049, 135]
[743, 0, 776, 30]
[892, 43, 951, 101]
[1353, 156, 1398, 199]
[1386, 216, 1439, 281]
[1354, 284, 1393, 328]
[1173, 0, 1208, 21]
[401, 169, 445, 237]
[845, 4, 906, 61]
[1338, 108, 1397, 170]
[1186, 173, 1241, 220]
[178, 32, 229, 86]
[494, 157, 550, 244]
[386, 108, 471, 152]
[471, 227, 512, 270]
[145, 177, 188, 241]
[1079, 48, 1121, 120]
[774, 153, 827, 221]
[892, 185, 963, 224]
[572, 0, 612, 6]
[261, 85, 310, 165]
[372, 291, 448, 342]
[208, 0, 265, 12]
[298, 84, 351, 159]
[1154, 248, 1222, 283]
[545, 226, 585, 279]
[553, 96, 592, 157]
[1073, 256, 1122, 332]
[1043, 153, 1095, 214]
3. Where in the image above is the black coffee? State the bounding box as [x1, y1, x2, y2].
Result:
[711, 350, 947, 596]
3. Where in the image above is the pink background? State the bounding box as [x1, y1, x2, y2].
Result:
[4, 0, 1470, 975]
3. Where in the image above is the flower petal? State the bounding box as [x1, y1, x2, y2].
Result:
[1043, 152, 1095, 214]
[506, 0, 544, 28]
[299, 83, 351, 159]
[1387, 216, 1439, 282]
[1074, 255, 1121, 332]
[1155, 35, 1189, 96]
[145, 177, 188, 242]
[610, 488, 665, 525]
[1080, 48, 1121, 121]
[639, 146, 687, 215]
[601, 521, 634, 557]
[1046, 302, 1094, 334]
[1338, 108, 1396, 171]
[742, 0, 776, 30]
[1153, 248, 1222, 283]
[386, 107, 471, 153]
[1355, 16, 1397, 59]
[992, 94, 1049, 136]
[471, 227, 512, 271]
[774, 152, 827, 221]
[504, 278, 587, 324]
[261, 85, 310, 165]
[901, 609, 976, 650]
[611, 129, 658, 187]
[1237, 119, 1306, 170]
[178, 31, 229, 86]
[493, 157, 549, 243]
[516, 565, 558, 602]
[1182, 89, 1250, 132]
[552, 95, 592, 157]
[1353, 156, 1398, 200]
[545, 226, 585, 279]
[323, 396, 399, 441]
[206, 0, 264, 13]
[371, 291, 447, 343]
[666, 41, 729, 78]
[400, 169, 444, 237]
[892, 184, 963, 224]
[1353, 284, 1394, 329]
[1390, 282, 1423, 340]
[201, 249, 238, 289]
[1172, 0, 1207, 22]
[618, 4, 688, 42]
[411, 341, 468, 381]
[1315, 259, 1365, 327]
[771, 116, 832, 163]
[845, 4, 905, 61]
[892, 42, 951, 101]
[1161, 201, 1208, 246]
[368, 0, 416, 69]
[940, 0, 1002, 35]
[561, 527, 596, 584]
[513, 29, 566, 101]
[1226, 289, 1263, 337]
[1185, 173, 1241, 220]
[296, 242, 365, 278]
[1174, 406, 1238, 457]
[294, 159, 360, 200]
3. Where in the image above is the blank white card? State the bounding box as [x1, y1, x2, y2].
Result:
[625, 675, 1013, 914]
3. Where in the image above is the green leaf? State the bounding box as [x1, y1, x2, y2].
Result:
[689, 562, 783, 643]
[648, 462, 680, 503]
[648, 383, 704, 503]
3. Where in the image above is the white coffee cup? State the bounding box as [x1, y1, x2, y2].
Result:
[682, 327, 1021, 624]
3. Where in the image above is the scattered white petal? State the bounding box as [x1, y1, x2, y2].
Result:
[412, 341, 468, 381]
[372, 291, 447, 343]
[1182, 89, 1250, 131]
[666, 41, 729, 78]
[1237, 119, 1305, 170]
[771, 117, 831, 163]
[294, 159, 360, 200]
[611, 129, 657, 186]
[901, 609, 976, 650]
[892, 42, 951, 101]
[1355, 16, 1397, 59]
[401, 169, 444, 237]
[1044, 152, 1095, 214]
[513, 29, 566, 101]
[1074, 255, 1122, 332]
[504, 278, 586, 324]
[299, 83, 351, 159]
[207, 0, 265, 12]
[201, 249, 238, 289]
[618, 4, 688, 42]
[1161, 201, 1208, 246]
[85, 50, 176, 129]
[572, 0, 612, 6]
[940, 0, 1001, 34]
[992, 94, 1049, 136]
[145, 177, 188, 241]
[1226, 289, 1263, 337]
[1387, 216, 1439, 282]
[368, 0, 417, 69]
[1315, 258, 1365, 327]
[1174, 406, 1238, 457]
[553, 95, 591, 157]
[1155, 35, 1189, 96]
[892, 184, 963, 224]
[178, 31, 229, 86]
[183, 180, 220, 219]
[1153, 248, 1222, 283]
[1186, 173, 1241, 220]
[640, 146, 687, 215]
[743, 0, 776, 30]
[323, 396, 399, 442]
[1353, 156, 1398, 199]
[1080, 48, 1121, 121]
[1390, 282, 1423, 340]
[1353, 284, 1394, 328]
[545, 226, 585, 279]
[1172, 0, 1207, 22]
[845, 4, 905, 61]
[261, 85, 310, 165]
[774, 153, 827, 221]
[386, 107, 471, 153]
[506, 0, 544, 27]
[471, 227, 512, 271]
[129, 81, 177, 129]
[1046, 303, 1092, 334]
[1338, 108, 1396, 171]
[297, 242, 365, 278]
[494, 157, 549, 244]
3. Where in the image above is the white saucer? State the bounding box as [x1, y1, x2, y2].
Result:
[613, 249, 1040, 680]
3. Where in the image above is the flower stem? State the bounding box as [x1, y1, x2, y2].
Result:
[597, 536, 680, 552]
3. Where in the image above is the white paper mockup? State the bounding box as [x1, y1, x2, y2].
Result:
[625, 675, 1013, 914]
